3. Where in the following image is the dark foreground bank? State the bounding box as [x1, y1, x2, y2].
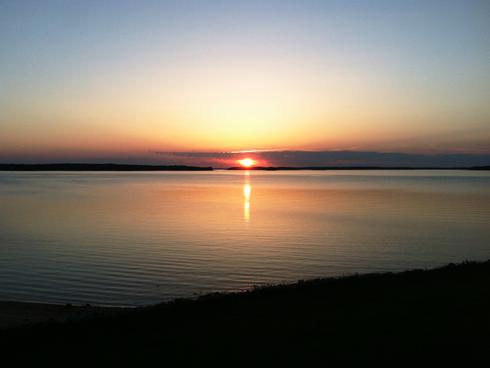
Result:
[2, 261, 490, 364]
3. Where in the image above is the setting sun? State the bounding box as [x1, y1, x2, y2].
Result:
[238, 158, 256, 168]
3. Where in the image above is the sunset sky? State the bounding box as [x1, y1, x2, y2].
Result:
[1, 0, 489, 165]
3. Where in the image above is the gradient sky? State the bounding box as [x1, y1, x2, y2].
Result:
[1, 0, 489, 163]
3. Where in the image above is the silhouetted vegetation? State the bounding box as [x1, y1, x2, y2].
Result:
[0, 164, 213, 171]
[2, 261, 489, 364]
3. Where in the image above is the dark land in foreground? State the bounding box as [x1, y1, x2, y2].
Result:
[1, 261, 490, 364]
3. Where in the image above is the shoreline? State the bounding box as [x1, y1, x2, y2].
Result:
[0, 260, 490, 330]
[0, 163, 213, 171]
[3, 260, 490, 363]
[227, 165, 490, 170]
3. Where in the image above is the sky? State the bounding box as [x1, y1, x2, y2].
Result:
[1, 0, 489, 165]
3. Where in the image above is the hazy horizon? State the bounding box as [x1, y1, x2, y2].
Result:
[2, 149, 490, 168]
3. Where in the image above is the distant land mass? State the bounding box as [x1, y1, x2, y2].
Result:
[0, 163, 489, 171]
[0, 164, 213, 171]
[227, 166, 490, 171]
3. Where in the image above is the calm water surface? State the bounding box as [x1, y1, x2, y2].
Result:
[1, 170, 489, 306]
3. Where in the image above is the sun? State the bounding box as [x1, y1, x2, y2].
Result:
[238, 158, 256, 168]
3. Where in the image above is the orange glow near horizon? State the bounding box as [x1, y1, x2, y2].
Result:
[238, 158, 256, 168]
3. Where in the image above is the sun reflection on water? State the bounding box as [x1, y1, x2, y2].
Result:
[243, 172, 251, 223]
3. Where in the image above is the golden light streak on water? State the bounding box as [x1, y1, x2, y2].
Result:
[243, 172, 251, 223]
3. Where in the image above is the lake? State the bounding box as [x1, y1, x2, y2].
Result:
[0, 170, 489, 306]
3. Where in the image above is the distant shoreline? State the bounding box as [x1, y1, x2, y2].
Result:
[0, 164, 213, 171]
[227, 165, 490, 171]
[0, 163, 488, 171]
